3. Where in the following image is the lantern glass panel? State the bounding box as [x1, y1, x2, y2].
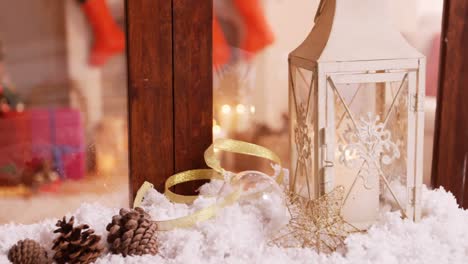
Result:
[328, 73, 409, 228]
[290, 66, 317, 200]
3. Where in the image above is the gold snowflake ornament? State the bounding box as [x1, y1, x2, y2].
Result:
[270, 186, 359, 253]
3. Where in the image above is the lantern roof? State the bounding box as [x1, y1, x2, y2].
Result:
[290, 0, 424, 63]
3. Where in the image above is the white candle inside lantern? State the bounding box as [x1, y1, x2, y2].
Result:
[335, 166, 380, 230]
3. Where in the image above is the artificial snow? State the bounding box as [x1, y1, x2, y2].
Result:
[1, 181, 467, 264]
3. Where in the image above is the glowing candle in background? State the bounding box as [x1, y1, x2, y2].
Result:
[236, 104, 249, 132]
[221, 104, 231, 114]
[216, 102, 257, 136]
[212, 119, 225, 139]
[219, 104, 233, 133]
[236, 104, 246, 114]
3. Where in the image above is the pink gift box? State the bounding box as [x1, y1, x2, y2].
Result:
[0, 108, 85, 181]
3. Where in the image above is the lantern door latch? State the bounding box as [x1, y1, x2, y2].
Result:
[410, 93, 424, 112]
[408, 186, 422, 206]
[320, 127, 334, 168]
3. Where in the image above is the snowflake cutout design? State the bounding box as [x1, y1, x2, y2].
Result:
[339, 112, 400, 189]
[294, 103, 312, 163]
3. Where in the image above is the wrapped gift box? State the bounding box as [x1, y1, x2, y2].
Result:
[0, 108, 85, 183]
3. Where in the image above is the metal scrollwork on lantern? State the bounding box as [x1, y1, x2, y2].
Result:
[289, 0, 425, 230]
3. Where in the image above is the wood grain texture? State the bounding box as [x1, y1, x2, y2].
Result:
[126, 0, 174, 200]
[432, 0, 468, 207]
[126, 1, 213, 200]
[173, 0, 213, 194]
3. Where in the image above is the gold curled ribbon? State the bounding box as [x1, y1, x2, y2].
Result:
[132, 181, 154, 209]
[164, 169, 223, 204]
[204, 138, 283, 184]
[133, 138, 283, 231]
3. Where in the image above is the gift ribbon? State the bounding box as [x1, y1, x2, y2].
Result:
[32, 110, 83, 178]
[48, 110, 83, 178]
[133, 138, 283, 231]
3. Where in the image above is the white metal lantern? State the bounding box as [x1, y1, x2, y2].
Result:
[289, 0, 425, 230]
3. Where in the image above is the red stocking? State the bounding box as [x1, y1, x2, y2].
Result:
[213, 17, 230, 66]
[80, 0, 125, 66]
[233, 0, 274, 54]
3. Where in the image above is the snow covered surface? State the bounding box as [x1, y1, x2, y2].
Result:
[1, 181, 467, 264]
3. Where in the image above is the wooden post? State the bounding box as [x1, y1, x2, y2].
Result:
[126, 0, 212, 202]
[432, 0, 468, 207]
[173, 0, 213, 194]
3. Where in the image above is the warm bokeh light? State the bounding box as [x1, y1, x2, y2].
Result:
[213, 124, 222, 135]
[221, 104, 231, 114]
[236, 104, 246, 114]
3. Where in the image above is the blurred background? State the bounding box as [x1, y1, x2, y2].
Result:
[0, 0, 128, 223]
[212, 0, 442, 185]
[0, 0, 443, 224]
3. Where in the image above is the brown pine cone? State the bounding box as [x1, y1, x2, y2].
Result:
[8, 239, 49, 264]
[52, 216, 104, 264]
[106, 207, 158, 256]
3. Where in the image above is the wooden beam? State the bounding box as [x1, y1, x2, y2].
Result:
[126, 0, 174, 200]
[173, 0, 213, 194]
[432, 0, 468, 207]
[126, 0, 213, 201]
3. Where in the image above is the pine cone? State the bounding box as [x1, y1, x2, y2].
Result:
[8, 239, 49, 264]
[52, 216, 104, 264]
[106, 207, 158, 256]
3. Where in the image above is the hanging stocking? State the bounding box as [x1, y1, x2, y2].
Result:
[213, 16, 230, 67]
[233, 0, 274, 54]
[79, 0, 125, 66]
